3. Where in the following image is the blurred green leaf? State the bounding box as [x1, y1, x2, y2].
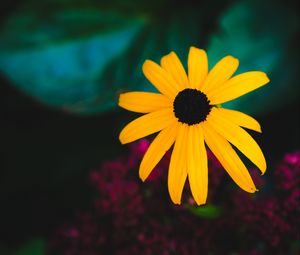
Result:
[15, 238, 44, 255]
[207, 0, 299, 115]
[187, 204, 222, 219]
[2, 0, 295, 115]
[0, 5, 146, 114]
[0, 1, 227, 114]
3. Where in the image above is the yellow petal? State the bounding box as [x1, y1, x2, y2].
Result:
[207, 108, 266, 174]
[208, 71, 270, 105]
[216, 108, 261, 133]
[187, 124, 208, 205]
[119, 108, 176, 144]
[161, 51, 188, 90]
[139, 123, 179, 181]
[119, 92, 172, 113]
[188, 47, 208, 90]
[202, 121, 257, 193]
[201, 56, 239, 94]
[168, 123, 188, 204]
[142, 60, 178, 99]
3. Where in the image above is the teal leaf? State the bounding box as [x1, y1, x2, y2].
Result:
[0, 7, 145, 114]
[6, 1, 291, 116]
[206, 0, 299, 115]
[0, 1, 230, 114]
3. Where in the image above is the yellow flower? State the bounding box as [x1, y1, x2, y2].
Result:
[118, 46, 270, 205]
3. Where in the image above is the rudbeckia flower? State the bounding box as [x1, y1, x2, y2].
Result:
[118, 47, 270, 205]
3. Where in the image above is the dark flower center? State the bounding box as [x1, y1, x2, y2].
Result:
[173, 88, 212, 125]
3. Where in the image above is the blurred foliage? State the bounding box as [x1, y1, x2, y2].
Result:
[0, 238, 44, 255]
[15, 238, 44, 255]
[0, 0, 298, 115]
[0, 2, 146, 114]
[188, 204, 222, 218]
[1, 0, 224, 114]
[208, 0, 299, 115]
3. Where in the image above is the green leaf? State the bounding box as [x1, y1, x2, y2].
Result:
[0, 1, 230, 115]
[187, 204, 222, 219]
[4, 1, 295, 116]
[14, 238, 45, 255]
[0, 6, 145, 114]
[206, 0, 299, 115]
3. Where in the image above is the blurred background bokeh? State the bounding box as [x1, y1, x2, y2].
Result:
[0, 0, 299, 254]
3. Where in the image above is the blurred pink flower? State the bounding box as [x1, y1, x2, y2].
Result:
[47, 143, 300, 255]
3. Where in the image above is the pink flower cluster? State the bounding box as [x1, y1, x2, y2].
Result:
[47, 142, 300, 255]
[231, 151, 300, 254]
